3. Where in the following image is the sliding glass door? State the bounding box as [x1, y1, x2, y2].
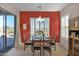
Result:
[0, 13, 4, 51]
[6, 15, 15, 48]
[0, 8, 16, 52]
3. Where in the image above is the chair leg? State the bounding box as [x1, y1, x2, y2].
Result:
[51, 52, 52, 56]
[50, 49, 52, 56]
[33, 50, 34, 56]
[54, 45, 56, 51]
[24, 44, 25, 51]
[43, 50, 44, 56]
[40, 50, 41, 56]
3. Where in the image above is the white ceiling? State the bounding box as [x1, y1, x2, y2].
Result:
[9, 3, 69, 11]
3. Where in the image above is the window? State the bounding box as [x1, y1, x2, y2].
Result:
[61, 14, 69, 39]
[30, 17, 49, 40]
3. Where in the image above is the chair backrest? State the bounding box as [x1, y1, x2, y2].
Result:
[32, 34, 42, 47]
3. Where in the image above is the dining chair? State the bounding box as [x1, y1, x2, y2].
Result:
[50, 35, 56, 51]
[31, 40, 42, 56]
[43, 37, 52, 56]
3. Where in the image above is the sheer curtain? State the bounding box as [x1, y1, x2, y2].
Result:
[61, 14, 69, 39]
[60, 14, 69, 49]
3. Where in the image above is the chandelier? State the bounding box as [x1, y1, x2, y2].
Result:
[37, 4, 42, 21]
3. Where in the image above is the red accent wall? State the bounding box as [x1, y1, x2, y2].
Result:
[20, 11, 60, 43]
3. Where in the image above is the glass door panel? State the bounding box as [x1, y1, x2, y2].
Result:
[0, 8, 16, 53]
[0, 15, 4, 51]
[6, 15, 15, 48]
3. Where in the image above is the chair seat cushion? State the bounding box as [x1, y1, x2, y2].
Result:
[33, 47, 41, 50]
[43, 46, 51, 51]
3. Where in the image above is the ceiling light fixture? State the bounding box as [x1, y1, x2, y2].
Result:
[37, 4, 42, 21]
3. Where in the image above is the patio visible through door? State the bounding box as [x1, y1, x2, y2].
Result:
[30, 17, 50, 40]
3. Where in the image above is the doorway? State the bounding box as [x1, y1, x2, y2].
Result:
[30, 17, 50, 40]
[0, 8, 16, 52]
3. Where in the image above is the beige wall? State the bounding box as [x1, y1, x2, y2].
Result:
[61, 3, 79, 19]
[60, 3, 79, 50]
[0, 4, 18, 15]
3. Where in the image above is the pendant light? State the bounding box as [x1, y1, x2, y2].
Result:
[37, 4, 42, 21]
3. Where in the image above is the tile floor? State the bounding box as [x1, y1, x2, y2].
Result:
[1, 43, 68, 56]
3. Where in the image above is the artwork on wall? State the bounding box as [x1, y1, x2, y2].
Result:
[23, 24, 27, 30]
